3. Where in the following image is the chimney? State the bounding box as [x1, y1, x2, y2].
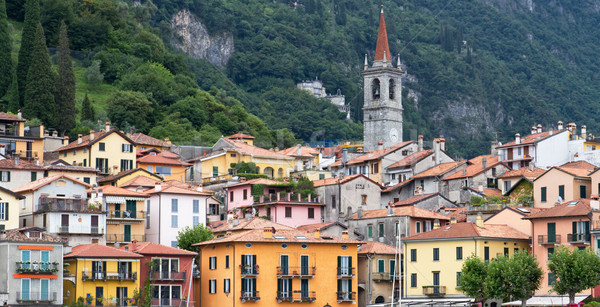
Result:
[357, 206, 363, 218]
[558, 121, 564, 130]
[531, 126, 537, 135]
[314, 229, 320, 239]
[263, 227, 274, 239]
[582, 125, 587, 138]
[89, 130, 95, 141]
[342, 230, 349, 239]
[476, 213, 484, 228]
[165, 137, 171, 146]
[537, 124, 542, 134]
[491, 141, 499, 158]
[450, 217, 457, 224]
[418, 135, 423, 152]
[14, 155, 19, 166]
[482, 157, 487, 170]
[342, 149, 348, 166]
[528, 162, 534, 171]
[571, 123, 577, 136]
[77, 134, 83, 144]
[439, 138, 446, 151]
[591, 200, 600, 211]
[377, 142, 384, 151]
[105, 122, 111, 131]
[0, 144, 5, 156]
[433, 219, 440, 229]
[387, 205, 393, 216]
[17, 109, 22, 119]
[296, 144, 302, 155]
[63, 136, 69, 145]
[433, 139, 440, 165]
[515, 133, 521, 144]
[155, 183, 162, 192]
[52, 130, 58, 137]
[240, 177, 246, 182]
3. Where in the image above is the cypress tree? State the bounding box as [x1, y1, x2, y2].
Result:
[6, 68, 19, 112]
[0, 0, 12, 98]
[55, 21, 75, 134]
[16, 0, 39, 106]
[23, 23, 55, 126]
[81, 92, 94, 121]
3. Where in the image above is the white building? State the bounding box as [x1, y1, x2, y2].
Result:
[297, 78, 351, 119]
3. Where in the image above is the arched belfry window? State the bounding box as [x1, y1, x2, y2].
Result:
[372, 79, 380, 99]
[389, 79, 395, 99]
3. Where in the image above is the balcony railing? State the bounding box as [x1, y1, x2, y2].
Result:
[276, 292, 293, 302]
[108, 234, 146, 243]
[57, 225, 104, 235]
[36, 197, 97, 212]
[337, 267, 355, 278]
[276, 266, 316, 277]
[568, 233, 591, 243]
[150, 271, 186, 281]
[336, 291, 356, 302]
[423, 286, 446, 296]
[16, 262, 60, 274]
[151, 298, 184, 306]
[82, 271, 137, 281]
[293, 290, 316, 303]
[108, 210, 146, 219]
[16, 291, 57, 302]
[467, 203, 506, 213]
[254, 193, 321, 204]
[240, 291, 260, 302]
[372, 271, 399, 281]
[240, 264, 259, 277]
[538, 235, 561, 245]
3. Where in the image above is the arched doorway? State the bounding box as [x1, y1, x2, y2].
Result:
[375, 296, 385, 304]
[264, 167, 274, 178]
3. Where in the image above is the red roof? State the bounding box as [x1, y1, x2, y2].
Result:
[280, 146, 319, 158]
[312, 174, 383, 189]
[296, 222, 344, 232]
[0, 112, 26, 122]
[197, 228, 361, 245]
[120, 241, 197, 256]
[330, 141, 414, 167]
[218, 138, 290, 158]
[403, 222, 529, 241]
[0, 158, 44, 170]
[524, 199, 591, 219]
[212, 217, 295, 233]
[119, 175, 160, 188]
[88, 185, 149, 197]
[498, 129, 566, 148]
[359, 241, 399, 255]
[382, 179, 413, 193]
[145, 184, 212, 196]
[129, 133, 171, 148]
[354, 205, 449, 220]
[226, 133, 255, 140]
[55, 129, 135, 152]
[387, 150, 433, 169]
[411, 161, 465, 179]
[14, 174, 91, 193]
[65, 243, 143, 258]
[374, 8, 391, 62]
[393, 193, 443, 207]
[443, 155, 504, 180]
[137, 154, 191, 166]
[498, 167, 545, 180]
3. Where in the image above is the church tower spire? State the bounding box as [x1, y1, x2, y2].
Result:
[374, 6, 391, 64]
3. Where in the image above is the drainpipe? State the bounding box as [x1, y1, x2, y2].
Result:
[158, 194, 161, 244]
[186, 257, 194, 307]
[367, 254, 373, 304]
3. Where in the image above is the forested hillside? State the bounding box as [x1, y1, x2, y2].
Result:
[3, 0, 600, 158]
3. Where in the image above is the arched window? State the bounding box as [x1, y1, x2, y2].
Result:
[389, 79, 395, 99]
[375, 296, 385, 303]
[372, 79, 380, 99]
[264, 167, 274, 178]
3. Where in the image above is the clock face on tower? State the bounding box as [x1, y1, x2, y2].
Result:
[390, 128, 399, 143]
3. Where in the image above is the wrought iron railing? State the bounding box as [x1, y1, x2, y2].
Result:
[423, 286, 446, 295]
[16, 262, 60, 274]
[336, 291, 356, 302]
[82, 270, 137, 281]
[567, 233, 591, 243]
[16, 291, 57, 302]
[538, 234, 561, 245]
[240, 264, 259, 277]
[149, 271, 186, 281]
[240, 291, 260, 302]
[336, 267, 355, 278]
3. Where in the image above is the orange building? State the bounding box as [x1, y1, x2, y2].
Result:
[195, 227, 361, 307]
[136, 150, 191, 182]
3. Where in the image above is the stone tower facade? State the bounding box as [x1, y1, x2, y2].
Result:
[362, 8, 405, 152]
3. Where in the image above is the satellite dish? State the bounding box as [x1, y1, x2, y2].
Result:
[557, 196, 563, 203]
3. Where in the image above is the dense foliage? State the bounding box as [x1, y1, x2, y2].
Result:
[486, 251, 542, 307]
[0, 0, 11, 98]
[55, 21, 76, 134]
[176, 224, 214, 253]
[548, 247, 600, 303]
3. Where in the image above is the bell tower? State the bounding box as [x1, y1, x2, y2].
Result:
[362, 7, 404, 152]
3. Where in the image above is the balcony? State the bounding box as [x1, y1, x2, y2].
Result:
[108, 210, 146, 220]
[57, 225, 104, 235]
[151, 298, 184, 306]
[254, 193, 321, 204]
[467, 203, 506, 214]
[337, 267, 355, 278]
[568, 233, 591, 244]
[293, 290, 316, 303]
[276, 292, 293, 302]
[82, 270, 137, 282]
[372, 271, 399, 281]
[240, 264, 259, 277]
[276, 266, 316, 278]
[240, 291, 260, 302]
[150, 271, 186, 281]
[16, 262, 60, 274]
[36, 197, 101, 213]
[336, 291, 356, 302]
[423, 286, 446, 296]
[538, 235, 561, 245]
[16, 291, 57, 302]
[108, 234, 146, 243]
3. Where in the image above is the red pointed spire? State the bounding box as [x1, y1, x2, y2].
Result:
[374, 6, 391, 62]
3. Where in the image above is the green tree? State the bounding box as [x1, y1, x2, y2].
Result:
[148, 113, 201, 144]
[80, 93, 94, 121]
[106, 91, 153, 133]
[6, 69, 19, 112]
[548, 247, 600, 304]
[16, 0, 40, 106]
[0, 0, 11, 97]
[460, 255, 488, 303]
[486, 251, 543, 307]
[55, 21, 75, 135]
[176, 224, 213, 253]
[83, 60, 104, 87]
[23, 23, 56, 127]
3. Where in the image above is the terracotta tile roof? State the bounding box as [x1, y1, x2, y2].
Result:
[374, 9, 391, 62]
[322, 145, 342, 157]
[65, 243, 143, 258]
[145, 183, 212, 196]
[45, 165, 99, 173]
[444, 207, 467, 222]
[485, 206, 544, 222]
[358, 241, 399, 255]
[14, 174, 91, 193]
[280, 146, 319, 158]
[403, 222, 529, 241]
[387, 150, 433, 169]
[524, 199, 591, 219]
[443, 155, 503, 180]
[296, 221, 343, 232]
[120, 241, 197, 256]
[498, 129, 566, 148]
[498, 167, 545, 180]
[0, 158, 44, 170]
[0, 186, 25, 199]
[479, 188, 502, 197]
[221, 138, 291, 159]
[382, 179, 413, 193]
[226, 133, 256, 140]
[118, 175, 160, 188]
[0, 112, 26, 122]
[212, 217, 295, 233]
[0, 227, 63, 243]
[55, 129, 134, 152]
[353, 205, 449, 220]
[554, 161, 596, 177]
[227, 178, 282, 188]
[137, 154, 191, 166]
[313, 174, 383, 189]
[196, 228, 362, 246]
[330, 141, 414, 167]
[97, 168, 162, 183]
[88, 185, 149, 197]
[411, 161, 465, 179]
[158, 151, 180, 159]
[393, 193, 444, 207]
[129, 133, 170, 148]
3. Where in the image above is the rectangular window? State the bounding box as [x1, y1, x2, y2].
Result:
[548, 273, 556, 286]
[209, 279, 216, 294]
[156, 166, 172, 176]
[433, 248, 439, 261]
[243, 189, 248, 200]
[548, 247, 554, 260]
[416, 222, 421, 233]
[331, 195, 336, 209]
[83, 177, 90, 184]
[457, 272, 462, 287]
[171, 215, 178, 228]
[224, 278, 230, 293]
[308, 208, 315, 219]
[229, 191, 234, 202]
[411, 249, 417, 262]
[21, 279, 30, 301]
[368, 225, 373, 239]
[212, 166, 218, 177]
[95, 158, 108, 173]
[580, 185, 587, 199]
[484, 246, 490, 262]
[30, 172, 37, 182]
[541, 187, 547, 202]
[0, 202, 8, 221]
[285, 207, 292, 218]
[0, 171, 10, 182]
[99, 142, 105, 151]
[225, 255, 230, 269]
[193, 200, 199, 213]
[377, 259, 385, 273]
[504, 247, 509, 256]
[559, 185, 565, 200]
[193, 216, 199, 226]
[122, 144, 133, 153]
[209, 257, 217, 270]
[361, 195, 367, 205]
[378, 223, 384, 237]
[120, 159, 133, 171]
[456, 246, 463, 260]
[410, 273, 417, 288]
[171, 199, 178, 212]
[372, 163, 379, 174]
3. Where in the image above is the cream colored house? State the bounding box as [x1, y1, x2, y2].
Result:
[533, 161, 594, 208]
[0, 186, 25, 231]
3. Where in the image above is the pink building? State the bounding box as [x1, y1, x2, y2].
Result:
[484, 206, 543, 236]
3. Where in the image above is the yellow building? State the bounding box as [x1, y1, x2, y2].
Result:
[0, 186, 25, 231]
[129, 132, 172, 151]
[96, 168, 163, 187]
[55, 123, 136, 176]
[402, 218, 529, 302]
[195, 227, 361, 307]
[63, 243, 142, 306]
[88, 185, 149, 245]
[0, 111, 45, 162]
[137, 151, 190, 182]
[195, 134, 295, 182]
[45, 159, 100, 185]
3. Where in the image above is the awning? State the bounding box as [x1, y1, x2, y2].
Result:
[105, 196, 146, 204]
[502, 295, 589, 306]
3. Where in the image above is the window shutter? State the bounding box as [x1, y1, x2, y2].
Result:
[277, 279, 281, 293]
[337, 256, 341, 268]
[241, 279, 246, 292]
[241, 255, 246, 267]
[5, 203, 8, 221]
[252, 255, 256, 266]
[349, 256, 352, 268]
[337, 279, 342, 292]
[585, 221, 590, 234]
[6, 171, 9, 182]
[573, 221, 577, 235]
[252, 279, 256, 292]
[122, 144, 125, 152]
